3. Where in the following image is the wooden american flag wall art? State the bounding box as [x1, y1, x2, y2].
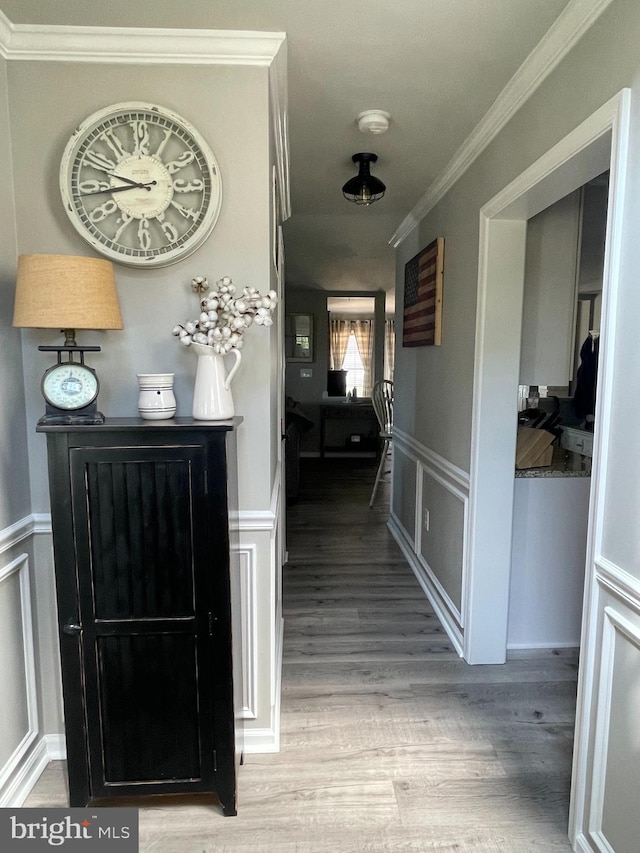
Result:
[402, 236, 444, 347]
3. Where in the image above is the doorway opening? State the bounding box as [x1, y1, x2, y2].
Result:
[467, 91, 629, 845]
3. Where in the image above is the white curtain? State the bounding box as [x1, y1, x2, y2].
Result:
[352, 319, 374, 396]
[329, 319, 351, 371]
[384, 319, 395, 381]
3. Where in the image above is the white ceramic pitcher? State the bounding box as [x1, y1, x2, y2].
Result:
[191, 342, 242, 420]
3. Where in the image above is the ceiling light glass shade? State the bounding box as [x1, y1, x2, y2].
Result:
[342, 153, 386, 206]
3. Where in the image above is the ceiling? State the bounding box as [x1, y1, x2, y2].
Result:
[1, 0, 571, 305]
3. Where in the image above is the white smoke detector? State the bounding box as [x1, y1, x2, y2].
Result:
[357, 110, 391, 135]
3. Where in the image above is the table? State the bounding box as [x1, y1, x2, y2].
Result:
[319, 401, 379, 458]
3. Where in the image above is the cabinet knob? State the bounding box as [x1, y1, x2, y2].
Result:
[62, 620, 82, 636]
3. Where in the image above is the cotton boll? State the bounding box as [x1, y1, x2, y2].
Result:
[263, 317, 273, 327]
[194, 332, 209, 345]
[254, 315, 264, 325]
[172, 325, 183, 336]
[179, 336, 192, 346]
[244, 315, 253, 327]
[185, 321, 197, 334]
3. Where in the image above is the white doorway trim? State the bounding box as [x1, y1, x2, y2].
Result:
[465, 89, 630, 665]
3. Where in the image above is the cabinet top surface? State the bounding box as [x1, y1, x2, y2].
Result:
[36, 416, 243, 434]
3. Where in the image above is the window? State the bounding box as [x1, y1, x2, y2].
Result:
[341, 331, 366, 397]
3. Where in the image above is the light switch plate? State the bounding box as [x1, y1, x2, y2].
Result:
[300, 367, 313, 378]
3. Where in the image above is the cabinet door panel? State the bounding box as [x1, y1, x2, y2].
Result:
[97, 634, 202, 784]
[69, 444, 215, 797]
[73, 449, 200, 620]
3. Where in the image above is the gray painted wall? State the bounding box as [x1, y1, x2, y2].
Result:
[0, 58, 30, 528]
[393, 0, 640, 845]
[0, 53, 282, 774]
[394, 0, 640, 609]
[7, 60, 274, 513]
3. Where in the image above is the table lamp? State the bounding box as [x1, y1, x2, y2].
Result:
[13, 253, 124, 425]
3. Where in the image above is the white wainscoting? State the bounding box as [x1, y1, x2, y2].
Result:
[0, 495, 284, 806]
[0, 552, 39, 806]
[389, 428, 469, 658]
[234, 544, 258, 720]
[572, 556, 640, 853]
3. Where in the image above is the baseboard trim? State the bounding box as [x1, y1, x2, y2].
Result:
[507, 641, 580, 650]
[0, 737, 50, 807]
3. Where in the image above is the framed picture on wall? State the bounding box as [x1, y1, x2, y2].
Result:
[403, 236, 444, 347]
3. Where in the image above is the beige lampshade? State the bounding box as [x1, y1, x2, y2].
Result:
[13, 254, 123, 331]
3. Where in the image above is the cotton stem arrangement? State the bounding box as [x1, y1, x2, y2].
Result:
[172, 276, 278, 354]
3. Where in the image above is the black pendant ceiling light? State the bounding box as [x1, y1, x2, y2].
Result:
[342, 153, 386, 206]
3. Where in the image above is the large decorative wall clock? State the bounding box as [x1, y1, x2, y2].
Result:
[60, 102, 222, 267]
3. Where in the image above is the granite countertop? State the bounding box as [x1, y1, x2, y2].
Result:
[515, 445, 591, 478]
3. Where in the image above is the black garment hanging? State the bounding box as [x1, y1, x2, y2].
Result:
[573, 332, 599, 419]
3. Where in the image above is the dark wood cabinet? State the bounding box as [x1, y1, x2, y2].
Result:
[37, 418, 243, 816]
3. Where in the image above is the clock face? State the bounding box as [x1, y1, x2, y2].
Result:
[42, 363, 99, 410]
[60, 102, 222, 267]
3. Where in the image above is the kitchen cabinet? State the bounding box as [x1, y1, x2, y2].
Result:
[520, 190, 581, 386]
[37, 418, 243, 815]
[561, 426, 594, 457]
[520, 177, 608, 389]
[508, 473, 590, 648]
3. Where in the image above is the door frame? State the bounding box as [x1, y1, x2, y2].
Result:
[465, 88, 630, 842]
[465, 89, 629, 664]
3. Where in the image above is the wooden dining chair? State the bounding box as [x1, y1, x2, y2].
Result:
[369, 379, 393, 507]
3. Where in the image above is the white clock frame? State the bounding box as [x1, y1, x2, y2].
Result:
[60, 102, 222, 268]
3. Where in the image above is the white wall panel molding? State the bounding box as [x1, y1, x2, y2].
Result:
[388, 512, 464, 658]
[390, 436, 468, 647]
[232, 509, 277, 533]
[0, 11, 284, 67]
[587, 605, 640, 851]
[393, 426, 470, 490]
[416, 461, 468, 628]
[0, 553, 39, 805]
[0, 516, 33, 555]
[233, 544, 258, 720]
[596, 556, 640, 614]
[390, 0, 617, 247]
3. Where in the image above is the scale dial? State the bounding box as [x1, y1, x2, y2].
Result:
[42, 363, 99, 411]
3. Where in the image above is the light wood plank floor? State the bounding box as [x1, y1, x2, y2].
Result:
[25, 457, 577, 851]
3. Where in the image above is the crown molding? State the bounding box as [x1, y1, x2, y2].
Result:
[0, 11, 284, 66]
[0, 9, 290, 221]
[390, 0, 616, 248]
